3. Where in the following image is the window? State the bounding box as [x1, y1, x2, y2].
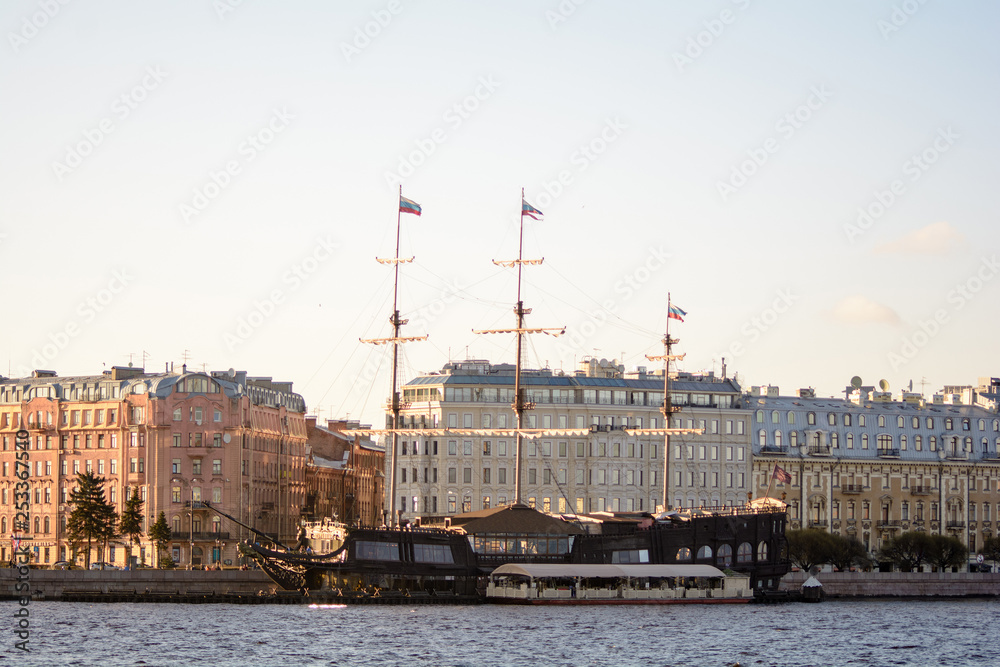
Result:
[676, 547, 692, 562]
[463, 468, 472, 484]
[736, 542, 753, 564]
[214, 409, 222, 422]
[192, 459, 202, 475]
[878, 415, 886, 427]
[173, 408, 182, 421]
[213, 459, 222, 475]
[172, 459, 181, 474]
[807, 412, 816, 426]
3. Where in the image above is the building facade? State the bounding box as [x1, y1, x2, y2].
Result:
[751, 385, 1000, 555]
[0, 366, 307, 568]
[391, 359, 752, 520]
[304, 417, 385, 528]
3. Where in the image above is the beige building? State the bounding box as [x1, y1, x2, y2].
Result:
[392, 359, 752, 519]
[751, 385, 1000, 555]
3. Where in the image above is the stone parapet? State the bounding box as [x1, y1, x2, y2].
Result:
[0, 568, 274, 600]
[781, 570, 1000, 597]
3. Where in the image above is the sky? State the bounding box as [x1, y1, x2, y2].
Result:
[2, 0, 998, 427]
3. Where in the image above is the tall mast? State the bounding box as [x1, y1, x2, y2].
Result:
[361, 185, 425, 526]
[473, 189, 562, 506]
[645, 294, 686, 511]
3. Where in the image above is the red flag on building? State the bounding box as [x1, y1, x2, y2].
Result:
[772, 464, 792, 484]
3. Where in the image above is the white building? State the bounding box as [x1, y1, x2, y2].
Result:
[390, 359, 752, 518]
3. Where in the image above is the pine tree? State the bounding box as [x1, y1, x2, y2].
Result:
[65, 471, 118, 568]
[148, 511, 172, 568]
[119, 487, 145, 568]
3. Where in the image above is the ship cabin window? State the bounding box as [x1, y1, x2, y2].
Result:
[471, 536, 573, 556]
[611, 549, 649, 564]
[413, 544, 454, 564]
[675, 547, 692, 562]
[696, 545, 712, 560]
[356, 541, 400, 561]
[716, 544, 733, 567]
[757, 542, 769, 561]
[736, 542, 753, 564]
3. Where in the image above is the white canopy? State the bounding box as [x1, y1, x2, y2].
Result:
[490, 563, 728, 579]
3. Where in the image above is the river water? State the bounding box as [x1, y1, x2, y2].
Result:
[8, 599, 999, 666]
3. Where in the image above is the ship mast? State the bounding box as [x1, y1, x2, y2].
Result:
[473, 189, 563, 505]
[360, 186, 426, 526]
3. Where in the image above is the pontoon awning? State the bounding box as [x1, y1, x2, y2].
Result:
[490, 563, 727, 579]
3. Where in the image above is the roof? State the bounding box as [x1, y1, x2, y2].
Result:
[448, 504, 585, 536]
[490, 563, 728, 579]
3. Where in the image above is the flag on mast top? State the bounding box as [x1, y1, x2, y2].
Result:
[521, 198, 543, 220]
[399, 195, 422, 216]
[668, 304, 687, 322]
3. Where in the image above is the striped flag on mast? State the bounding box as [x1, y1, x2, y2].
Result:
[399, 195, 422, 216]
[668, 304, 687, 322]
[521, 198, 543, 220]
[772, 464, 792, 484]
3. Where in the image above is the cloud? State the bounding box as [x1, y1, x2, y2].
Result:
[830, 295, 901, 325]
[874, 221, 964, 255]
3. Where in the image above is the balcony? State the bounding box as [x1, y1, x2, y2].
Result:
[841, 484, 864, 494]
[946, 521, 966, 530]
[877, 520, 903, 530]
[808, 445, 831, 456]
[808, 519, 828, 528]
[910, 485, 932, 496]
[877, 448, 900, 459]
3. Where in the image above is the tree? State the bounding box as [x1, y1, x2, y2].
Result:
[980, 535, 1000, 569]
[878, 531, 931, 572]
[148, 511, 172, 569]
[786, 529, 838, 572]
[925, 534, 968, 571]
[119, 488, 145, 568]
[65, 471, 118, 568]
[828, 534, 870, 572]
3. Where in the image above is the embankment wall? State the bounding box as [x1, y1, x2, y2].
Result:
[0, 568, 274, 600]
[780, 570, 1000, 597]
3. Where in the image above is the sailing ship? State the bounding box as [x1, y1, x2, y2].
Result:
[245, 191, 790, 602]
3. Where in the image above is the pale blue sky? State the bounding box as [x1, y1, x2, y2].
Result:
[2, 0, 998, 423]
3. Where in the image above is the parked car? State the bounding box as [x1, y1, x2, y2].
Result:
[52, 560, 79, 570]
[89, 562, 120, 570]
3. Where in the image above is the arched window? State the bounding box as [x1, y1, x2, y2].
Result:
[787, 411, 796, 425]
[33, 516, 40, 533]
[0, 517, 6, 534]
[44, 516, 50, 534]
[789, 431, 798, 448]
[755, 410, 764, 422]
[878, 415, 886, 428]
[897, 416, 904, 428]
[915, 435, 922, 451]
[994, 419, 999, 432]
[775, 431, 782, 449]
[982, 437, 989, 453]
[807, 412, 816, 426]
[979, 419, 986, 431]
[930, 436, 937, 451]
[676, 547, 692, 562]
[877, 434, 893, 451]
[900, 435, 907, 450]
[847, 433, 854, 449]
[859, 415, 866, 427]
[771, 411, 780, 423]
[757, 541, 769, 561]
[844, 413, 852, 426]
[828, 413, 836, 426]
[697, 545, 713, 559]
[736, 542, 753, 564]
[172, 516, 180, 534]
[831, 433, 839, 448]
[717, 544, 733, 567]
[758, 429, 766, 449]
[861, 434, 869, 449]
[965, 437, 973, 452]
[912, 416, 920, 429]
[213, 516, 222, 533]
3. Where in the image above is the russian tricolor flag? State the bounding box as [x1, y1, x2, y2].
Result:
[668, 304, 686, 322]
[399, 196, 422, 216]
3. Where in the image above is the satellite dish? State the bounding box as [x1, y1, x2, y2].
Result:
[879, 379, 890, 391]
[223, 433, 232, 444]
[228, 368, 236, 378]
[851, 376, 863, 389]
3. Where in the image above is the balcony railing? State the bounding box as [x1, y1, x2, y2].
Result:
[761, 446, 788, 455]
[946, 521, 966, 529]
[841, 484, 864, 494]
[877, 520, 903, 530]
[808, 445, 831, 456]
[877, 448, 900, 458]
[910, 485, 932, 495]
